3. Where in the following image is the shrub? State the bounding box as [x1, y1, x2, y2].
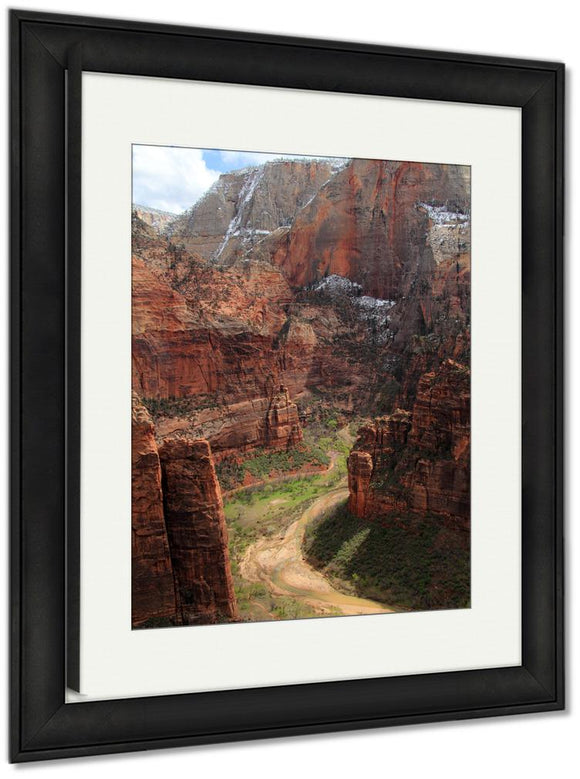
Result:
[303, 502, 470, 612]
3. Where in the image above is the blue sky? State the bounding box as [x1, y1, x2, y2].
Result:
[132, 145, 328, 214]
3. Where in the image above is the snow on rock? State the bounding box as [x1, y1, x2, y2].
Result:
[215, 167, 264, 260]
[312, 274, 362, 297]
[311, 275, 395, 341]
[417, 203, 471, 265]
[356, 295, 396, 314]
[417, 202, 470, 225]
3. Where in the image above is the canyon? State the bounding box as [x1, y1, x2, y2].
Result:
[132, 155, 471, 626]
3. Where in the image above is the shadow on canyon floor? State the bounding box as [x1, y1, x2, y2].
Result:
[303, 501, 470, 612]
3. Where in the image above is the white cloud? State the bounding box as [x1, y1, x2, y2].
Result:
[132, 145, 220, 214]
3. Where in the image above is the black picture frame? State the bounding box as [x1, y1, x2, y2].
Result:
[9, 8, 564, 763]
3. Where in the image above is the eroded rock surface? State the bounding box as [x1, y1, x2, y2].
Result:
[170, 158, 340, 261]
[132, 398, 238, 627]
[347, 360, 470, 526]
[159, 437, 238, 625]
[132, 399, 177, 627]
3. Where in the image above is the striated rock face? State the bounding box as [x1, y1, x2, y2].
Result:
[347, 360, 470, 526]
[159, 437, 238, 625]
[132, 254, 213, 399]
[131, 214, 378, 456]
[132, 399, 177, 627]
[265, 385, 303, 448]
[347, 451, 374, 518]
[264, 158, 470, 299]
[132, 152, 471, 420]
[132, 398, 238, 627]
[154, 387, 303, 460]
[170, 158, 340, 261]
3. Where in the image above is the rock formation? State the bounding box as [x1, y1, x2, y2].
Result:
[132, 397, 238, 627]
[263, 158, 470, 299]
[347, 360, 470, 526]
[159, 437, 238, 625]
[153, 388, 302, 460]
[265, 385, 303, 448]
[133, 204, 177, 234]
[170, 158, 340, 261]
[347, 450, 374, 518]
[132, 399, 177, 627]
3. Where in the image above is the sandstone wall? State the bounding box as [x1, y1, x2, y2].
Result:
[170, 158, 338, 261]
[132, 399, 238, 627]
[131, 400, 177, 626]
[347, 360, 470, 526]
[159, 437, 239, 625]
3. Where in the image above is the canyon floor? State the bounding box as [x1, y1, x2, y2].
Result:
[223, 427, 376, 621]
[226, 426, 397, 620]
[240, 486, 394, 618]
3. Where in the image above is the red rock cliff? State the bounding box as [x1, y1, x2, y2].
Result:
[347, 360, 470, 526]
[132, 399, 177, 627]
[265, 158, 470, 300]
[132, 398, 238, 627]
[159, 437, 239, 625]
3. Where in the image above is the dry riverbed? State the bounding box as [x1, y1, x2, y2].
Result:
[240, 487, 394, 617]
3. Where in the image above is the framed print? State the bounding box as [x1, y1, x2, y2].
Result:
[10, 9, 564, 762]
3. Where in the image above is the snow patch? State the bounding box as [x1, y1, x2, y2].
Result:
[418, 203, 471, 265]
[214, 167, 264, 260]
[312, 274, 362, 296]
[356, 295, 396, 313]
[418, 202, 470, 225]
[311, 274, 395, 342]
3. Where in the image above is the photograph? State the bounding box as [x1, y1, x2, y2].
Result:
[131, 146, 471, 628]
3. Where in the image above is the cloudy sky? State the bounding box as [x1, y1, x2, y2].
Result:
[132, 145, 324, 214]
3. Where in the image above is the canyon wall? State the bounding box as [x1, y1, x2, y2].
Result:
[133, 204, 177, 234]
[131, 398, 238, 627]
[170, 158, 340, 261]
[159, 437, 238, 625]
[132, 400, 177, 626]
[133, 159, 470, 399]
[347, 359, 470, 526]
[155, 387, 303, 460]
[263, 159, 470, 298]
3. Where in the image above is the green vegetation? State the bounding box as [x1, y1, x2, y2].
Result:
[141, 394, 220, 418]
[303, 501, 470, 612]
[271, 598, 320, 621]
[223, 417, 353, 622]
[224, 467, 345, 528]
[244, 445, 329, 478]
[216, 443, 330, 492]
[215, 459, 246, 492]
[225, 477, 338, 622]
[215, 396, 353, 493]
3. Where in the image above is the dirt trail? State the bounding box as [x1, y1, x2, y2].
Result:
[240, 487, 394, 617]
